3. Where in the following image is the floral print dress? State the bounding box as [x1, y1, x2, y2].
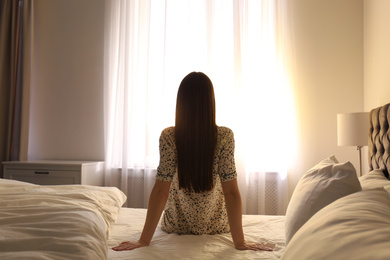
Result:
[156, 126, 237, 235]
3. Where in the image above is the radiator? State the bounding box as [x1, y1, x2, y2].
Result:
[126, 168, 156, 208]
[245, 171, 284, 215]
[264, 172, 280, 215]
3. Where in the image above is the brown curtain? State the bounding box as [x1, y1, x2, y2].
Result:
[0, 0, 33, 177]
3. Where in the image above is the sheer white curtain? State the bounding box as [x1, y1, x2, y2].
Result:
[104, 0, 296, 214]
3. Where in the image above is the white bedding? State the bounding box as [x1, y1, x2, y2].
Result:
[0, 178, 285, 260]
[108, 208, 286, 260]
[0, 179, 126, 260]
[3, 163, 390, 260]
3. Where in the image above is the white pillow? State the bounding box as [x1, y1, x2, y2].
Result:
[281, 188, 390, 260]
[359, 169, 390, 190]
[285, 155, 361, 245]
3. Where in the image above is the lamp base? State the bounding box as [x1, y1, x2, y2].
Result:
[357, 146, 363, 177]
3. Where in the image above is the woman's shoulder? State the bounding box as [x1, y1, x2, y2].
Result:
[217, 126, 234, 144]
[160, 127, 175, 140]
[160, 127, 176, 147]
[217, 126, 234, 136]
[162, 126, 175, 135]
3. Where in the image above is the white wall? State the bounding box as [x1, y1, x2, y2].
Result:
[364, 0, 390, 111]
[29, 0, 105, 160]
[363, 0, 390, 173]
[288, 0, 364, 197]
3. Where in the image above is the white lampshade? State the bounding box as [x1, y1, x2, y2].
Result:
[337, 112, 369, 147]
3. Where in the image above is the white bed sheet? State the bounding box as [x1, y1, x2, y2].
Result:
[108, 208, 285, 260]
[0, 179, 126, 260]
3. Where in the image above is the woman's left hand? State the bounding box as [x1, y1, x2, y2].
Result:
[235, 241, 275, 251]
[112, 240, 149, 251]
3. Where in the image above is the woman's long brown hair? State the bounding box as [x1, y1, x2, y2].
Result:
[175, 72, 217, 193]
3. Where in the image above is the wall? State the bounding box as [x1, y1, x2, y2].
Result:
[364, 0, 390, 110]
[29, 0, 105, 160]
[288, 0, 364, 197]
[363, 0, 390, 173]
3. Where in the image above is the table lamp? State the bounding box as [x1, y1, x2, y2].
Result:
[337, 112, 369, 176]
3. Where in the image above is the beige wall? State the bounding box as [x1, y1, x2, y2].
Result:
[364, 0, 390, 111]
[363, 0, 390, 173]
[288, 0, 364, 197]
[29, 0, 105, 160]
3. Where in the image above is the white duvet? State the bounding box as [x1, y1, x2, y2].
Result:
[108, 208, 286, 260]
[0, 179, 126, 260]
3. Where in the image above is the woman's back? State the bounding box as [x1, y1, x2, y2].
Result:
[156, 126, 237, 235]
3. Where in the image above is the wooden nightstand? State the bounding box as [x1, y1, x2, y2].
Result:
[2, 160, 104, 186]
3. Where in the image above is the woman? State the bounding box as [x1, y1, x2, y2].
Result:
[112, 72, 272, 251]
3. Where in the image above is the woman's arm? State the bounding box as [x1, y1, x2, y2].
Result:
[112, 180, 171, 251]
[221, 179, 245, 247]
[222, 179, 273, 251]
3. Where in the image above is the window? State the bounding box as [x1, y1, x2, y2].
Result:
[104, 0, 296, 214]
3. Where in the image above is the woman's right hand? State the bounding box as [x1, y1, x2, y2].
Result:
[112, 181, 170, 252]
[235, 241, 275, 251]
[112, 240, 149, 251]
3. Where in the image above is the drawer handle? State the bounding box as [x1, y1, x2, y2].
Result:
[35, 171, 49, 175]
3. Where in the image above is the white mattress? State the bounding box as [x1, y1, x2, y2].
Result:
[108, 208, 286, 260]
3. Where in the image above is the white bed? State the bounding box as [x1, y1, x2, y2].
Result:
[0, 178, 285, 260]
[281, 103, 390, 260]
[0, 179, 126, 260]
[108, 208, 285, 260]
[1, 103, 390, 260]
